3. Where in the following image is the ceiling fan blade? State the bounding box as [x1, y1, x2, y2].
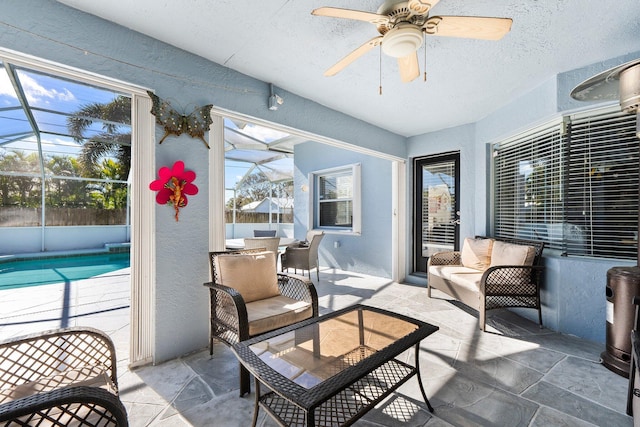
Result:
[324, 37, 383, 77]
[424, 16, 512, 40]
[397, 53, 420, 83]
[312, 7, 389, 25]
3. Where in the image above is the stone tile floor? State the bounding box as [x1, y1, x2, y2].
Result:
[0, 267, 634, 426]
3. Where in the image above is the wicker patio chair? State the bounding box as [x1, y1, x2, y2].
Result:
[243, 237, 281, 268]
[0, 327, 128, 426]
[204, 249, 319, 396]
[281, 230, 325, 281]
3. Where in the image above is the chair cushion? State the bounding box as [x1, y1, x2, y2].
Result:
[461, 237, 494, 271]
[216, 252, 280, 303]
[448, 272, 484, 292]
[429, 265, 481, 280]
[490, 240, 536, 267]
[0, 365, 113, 404]
[246, 295, 313, 336]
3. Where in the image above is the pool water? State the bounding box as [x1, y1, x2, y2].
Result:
[0, 253, 130, 290]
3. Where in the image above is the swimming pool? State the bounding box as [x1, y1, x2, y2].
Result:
[0, 253, 130, 290]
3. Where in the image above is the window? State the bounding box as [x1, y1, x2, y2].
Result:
[565, 109, 638, 258]
[311, 164, 361, 234]
[493, 106, 638, 260]
[493, 121, 564, 249]
[0, 61, 131, 227]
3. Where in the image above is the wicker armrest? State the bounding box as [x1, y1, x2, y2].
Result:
[203, 281, 247, 310]
[277, 273, 319, 317]
[203, 281, 250, 344]
[0, 327, 118, 392]
[481, 265, 544, 294]
[427, 251, 462, 267]
[203, 281, 246, 303]
[0, 386, 128, 426]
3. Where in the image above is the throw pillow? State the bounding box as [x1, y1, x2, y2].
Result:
[461, 237, 494, 271]
[490, 240, 536, 267]
[217, 252, 280, 303]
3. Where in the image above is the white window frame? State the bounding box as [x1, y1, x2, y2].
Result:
[309, 163, 361, 235]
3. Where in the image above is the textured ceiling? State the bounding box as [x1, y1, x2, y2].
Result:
[56, 0, 640, 137]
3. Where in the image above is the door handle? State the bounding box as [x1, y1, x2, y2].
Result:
[451, 211, 461, 224]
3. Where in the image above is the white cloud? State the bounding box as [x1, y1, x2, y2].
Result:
[0, 70, 18, 101]
[41, 135, 78, 148]
[241, 124, 289, 143]
[19, 74, 77, 105]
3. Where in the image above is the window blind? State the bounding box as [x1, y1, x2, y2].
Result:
[493, 107, 639, 260]
[493, 121, 565, 250]
[565, 109, 638, 259]
[422, 160, 457, 247]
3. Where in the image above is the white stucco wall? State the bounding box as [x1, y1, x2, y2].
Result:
[0, 226, 129, 254]
[406, 123, 477, 246]
[293, 142, 395, 278]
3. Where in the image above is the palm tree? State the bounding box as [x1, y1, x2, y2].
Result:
[0, 151, 40, 206]
[66, 95, 131, 179]
[45, 155, 85, 206]
[90, 159, 127, 209]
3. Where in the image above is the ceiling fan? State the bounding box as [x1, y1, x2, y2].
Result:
[312, 0, 512, 83]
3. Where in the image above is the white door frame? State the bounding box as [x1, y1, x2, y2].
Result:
[208, 108, 407, 282]
[0, 48, 156, 366]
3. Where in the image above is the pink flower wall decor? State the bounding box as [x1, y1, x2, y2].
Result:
[149, 160, 198, 221]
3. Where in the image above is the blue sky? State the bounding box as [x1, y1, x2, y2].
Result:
[0, 64, 126, 160]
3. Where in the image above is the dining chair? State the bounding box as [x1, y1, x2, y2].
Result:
[243, 237, 281, 267]
[280, 230, 325, 281]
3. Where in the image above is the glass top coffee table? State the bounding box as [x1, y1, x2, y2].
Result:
[232, 304, 439, 427]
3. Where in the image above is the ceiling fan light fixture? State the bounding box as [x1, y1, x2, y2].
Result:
[381, 25, 423, 58]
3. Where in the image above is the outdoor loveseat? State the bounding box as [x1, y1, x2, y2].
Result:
[0, 327, 128, 426]
[427, 236, 545, 331]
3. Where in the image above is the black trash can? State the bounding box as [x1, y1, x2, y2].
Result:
[603, 266, 640, 377]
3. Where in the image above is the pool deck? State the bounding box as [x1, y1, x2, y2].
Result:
[0, 267, 634, 426]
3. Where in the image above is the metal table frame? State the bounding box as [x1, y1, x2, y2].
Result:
[232, 304, 439, 427]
